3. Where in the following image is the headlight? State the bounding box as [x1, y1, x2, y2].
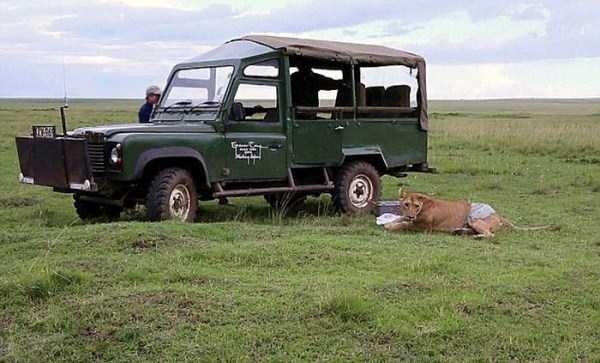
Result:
[109, 144, 122, 166]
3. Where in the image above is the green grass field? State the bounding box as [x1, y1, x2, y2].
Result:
[1, 98, 599, 361]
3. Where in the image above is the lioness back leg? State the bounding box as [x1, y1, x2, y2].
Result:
[488, 214, 504, 232]
[468, 219, 494, 239]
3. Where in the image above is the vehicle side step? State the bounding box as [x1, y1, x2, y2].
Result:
[212, 184, 333, 198]
[212, 167, 334, 198]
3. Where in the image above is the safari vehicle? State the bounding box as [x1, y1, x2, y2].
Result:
[15, 35, 430, 222]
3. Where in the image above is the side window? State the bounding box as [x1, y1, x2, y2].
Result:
[359, 65, 419, 118]
[314, 69, 343, 108]
[232, 83, 279, 122]
[289, 66, 347, 119]
[244, 60, 279, 78]
[289, 67, 344, 108]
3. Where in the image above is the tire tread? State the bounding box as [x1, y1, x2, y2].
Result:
[333, 161, 381, 214]
[145, 167, 197, 222]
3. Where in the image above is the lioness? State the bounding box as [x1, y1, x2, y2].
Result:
[384, 189, 549, 238]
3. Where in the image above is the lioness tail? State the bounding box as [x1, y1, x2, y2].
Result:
[501, 217, 555, 231]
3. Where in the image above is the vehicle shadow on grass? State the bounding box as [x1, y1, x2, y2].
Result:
[115, 195, 339, 225]
[197, 196, 339, 224]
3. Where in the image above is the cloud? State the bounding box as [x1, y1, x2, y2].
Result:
[0, 55, 168, 98]
[0, 0, 598, 98]
[509, 3, 549, 20]
[40, 0, 600, 63]
[296, 1, 600, 64]
[5, 1, 599, 62]
[429, 57, 600, 99]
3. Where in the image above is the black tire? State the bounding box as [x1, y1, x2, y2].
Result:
[74, 196, 122, 221]
[146, 167, 197, 222]
[264, 193, 306, 212]
[333, 161, 381, 215]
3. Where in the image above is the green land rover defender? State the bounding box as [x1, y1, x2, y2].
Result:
[15, 35, 430, 222]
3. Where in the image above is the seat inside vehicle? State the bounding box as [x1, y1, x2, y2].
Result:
[366, 86, 385, 106]
[335, 83, 366, 107]
[335, 83, 366, 118]
[383, 85, 411, 107]
[264, 109, 278, 122]
[335, 85, 353, 107]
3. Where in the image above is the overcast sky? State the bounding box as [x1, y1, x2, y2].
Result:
[1, 0, 598, 99]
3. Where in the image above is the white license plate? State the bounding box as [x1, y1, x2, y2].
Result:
[32, 125, 56, 138]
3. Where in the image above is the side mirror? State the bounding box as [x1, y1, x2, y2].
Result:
[230, 102, 245, 121]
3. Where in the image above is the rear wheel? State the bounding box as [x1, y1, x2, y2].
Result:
[333, 161, 381, 214]
[74, 196, 122, 221]
[146, 168, 198, 222]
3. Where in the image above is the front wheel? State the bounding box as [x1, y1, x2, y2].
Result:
[146, 168, 198, 222]
[333, 161, 381, 215]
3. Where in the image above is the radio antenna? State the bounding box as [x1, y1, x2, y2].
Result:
[59, 16, 69, 135]
[59, 55, 69, 135]
[58, 0, 69, 108]
[62, 56, 69, 108]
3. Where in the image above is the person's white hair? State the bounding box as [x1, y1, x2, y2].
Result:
[145, 85, 161, 96]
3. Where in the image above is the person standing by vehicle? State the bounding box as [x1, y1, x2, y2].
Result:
[138, 85, 161, 123]
[290, 63, 349, 119]
[290, 64, 342, 107]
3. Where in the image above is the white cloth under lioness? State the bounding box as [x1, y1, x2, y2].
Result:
[376, 204, 495, 226]
[469, 203, 496, 221]
[376, 213, 404, 226]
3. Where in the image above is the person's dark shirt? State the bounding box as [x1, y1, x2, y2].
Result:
[138, 102, 154, 123]
[291, 71, 340, 107]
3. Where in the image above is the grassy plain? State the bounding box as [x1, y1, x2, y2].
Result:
[0, 98, 599, 361]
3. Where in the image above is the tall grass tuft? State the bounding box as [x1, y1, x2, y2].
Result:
[433, 115, 600, 157]
[4, 270, 87, 302]
[321, 293, 378, 323]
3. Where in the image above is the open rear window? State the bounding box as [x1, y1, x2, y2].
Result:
[358, 65, 419, 119]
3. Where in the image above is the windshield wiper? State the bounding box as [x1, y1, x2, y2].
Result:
[158, 100, 192, 113]
[187, 101, 221, 113]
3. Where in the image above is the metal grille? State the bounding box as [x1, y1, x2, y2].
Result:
[87, 143, 106, 173]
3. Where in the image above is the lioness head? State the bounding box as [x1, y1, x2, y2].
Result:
[399, 189, 432, 221]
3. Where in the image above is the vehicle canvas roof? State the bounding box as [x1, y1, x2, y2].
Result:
[188, 35, 425, 68]
[236, 35, 425, 68]
[183, 35, 428, 130]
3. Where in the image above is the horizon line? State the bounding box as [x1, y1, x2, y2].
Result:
[1, 97, 599, 102]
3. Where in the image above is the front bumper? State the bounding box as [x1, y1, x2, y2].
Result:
[17, 173, 95, 191]
[15, 136, 99, 192]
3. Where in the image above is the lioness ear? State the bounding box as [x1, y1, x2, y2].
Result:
[399, 188, 407, 199]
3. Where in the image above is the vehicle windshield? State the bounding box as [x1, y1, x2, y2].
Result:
[160, 66, 234, 109]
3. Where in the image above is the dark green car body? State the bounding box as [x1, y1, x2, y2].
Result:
[15, 35, 430, 219]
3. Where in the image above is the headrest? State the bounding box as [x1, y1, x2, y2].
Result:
[366, 86, 385, 106]
[384, 85, 411, 107]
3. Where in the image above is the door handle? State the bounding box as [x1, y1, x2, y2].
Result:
[269, 144, 283, 150]
[334, 126, 345, 131]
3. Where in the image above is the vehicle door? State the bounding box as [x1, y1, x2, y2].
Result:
[224, 77, 287, 181]
[290, 67, 345, 165]
[291, 110, 344, 165]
